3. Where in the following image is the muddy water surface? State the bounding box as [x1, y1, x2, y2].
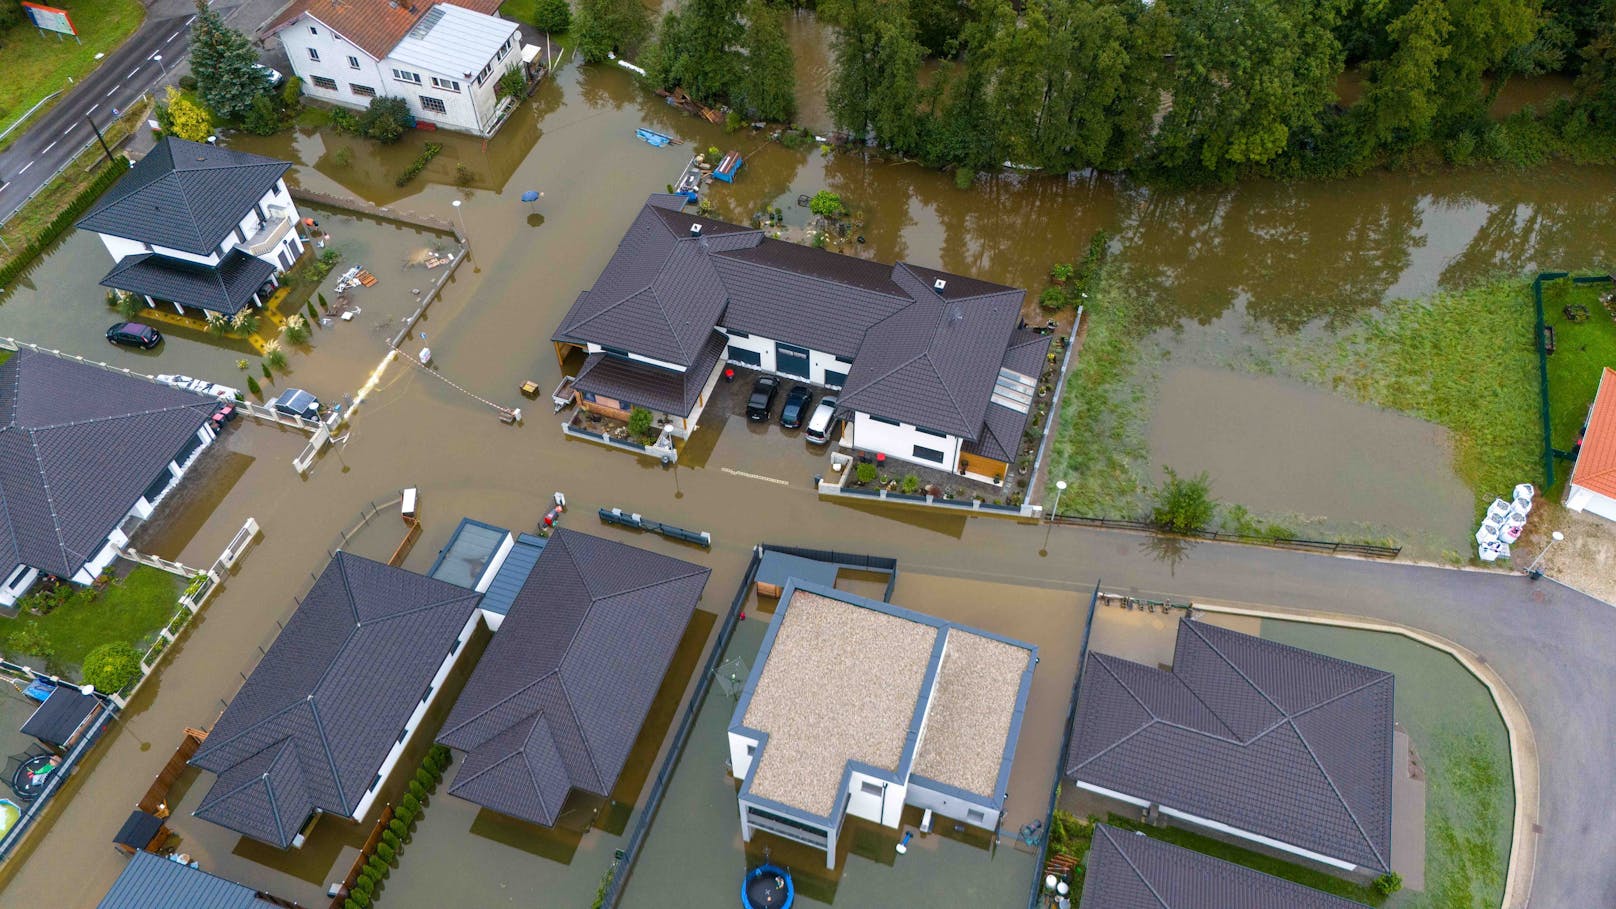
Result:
[0, 49, 1604, 908]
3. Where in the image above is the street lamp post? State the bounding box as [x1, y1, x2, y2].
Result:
[451, 199, 469, 247]
[1048, 479, 1068, 523]
[1525, 530, 1564, 580]
[151, 53, 167, 79]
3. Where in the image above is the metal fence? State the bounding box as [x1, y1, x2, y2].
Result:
[1531, 271, 1615, 489]
[1046, 512, 1401, 559]
[600, 546, 766, 908]
[1024, 581, 1101, 909]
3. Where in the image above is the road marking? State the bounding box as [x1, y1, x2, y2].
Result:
[167, 31, 179, 43]
[42, 141, 56, 154]
[186, 15, 195, 24]
[106, 88, 117, 97]
[60, 126, 72, 137]
[87, 103, 99, 114]
[126, 69, 139, 81]
[720, 467, 791, 486]
[17, 162, 31, 174]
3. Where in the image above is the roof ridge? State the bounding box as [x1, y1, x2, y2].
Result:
[1182, 620, 1288, 720]
[1283, 714, 1390, 871]
[916, 353, 967, 431]
[437, 674, 555, 741]
[711, 245, 909, 301]
[23, 399, 214, 433]
[839, 301, 930, 398]
[305, 696, 349, 810]
[1096, 826, 1173, 909]
[556, 677, 606, 790]
[19, 427, 75, 579]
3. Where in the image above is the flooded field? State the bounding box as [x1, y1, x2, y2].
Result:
[0, 41, 1597, 909]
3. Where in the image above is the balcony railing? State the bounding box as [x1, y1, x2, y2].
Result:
[237, 212, 292, 258]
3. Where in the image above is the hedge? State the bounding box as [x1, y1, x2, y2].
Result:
[0, 157, 129, 289]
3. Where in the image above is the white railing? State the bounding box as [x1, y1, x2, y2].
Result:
[235, 213, 293, 258]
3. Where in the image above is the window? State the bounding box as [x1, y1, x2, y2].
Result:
[309, 25, 318, 35]
[419, 95, 447, 114]
[915, 425, 947, 438]
[310, 75, 338, 90]
[496, 43, 510, 62]
[474, 63, 493, 86]
[396, 726, 408, 744]
[745, 744, 756, 756]
[349, 83, 376, 97]
[392, 68, 422, 84]
[868, 415, 901, 427]
[966, 808, 987, 824]
[369, 773, 381, 791]
[420, 683, 434, 703]
[912, 444, 945, 464]
[307, 47, 321, 62]
[727, 329, 750, 339]
[347, 55, 360, 70]
[859, 780, 883, 797]
[431, 76, 461, 92]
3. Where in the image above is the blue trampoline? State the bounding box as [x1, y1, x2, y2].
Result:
[742, 863, 793, 909]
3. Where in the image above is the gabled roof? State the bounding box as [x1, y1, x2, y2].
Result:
[97, 850, 278, 909]
[1570, 367, 1616, 499]
[0, 350, 216, 579]
[437, 529, 709, 827]
[100, 249, 275, 316]
[77, 138, 291, 256]
[1067, 619, 1395, 874]
[571, 331, 725, 417]
[389, 3, 517, 78]
[190, 553, 480, 848]
[555, 196, 1029, 436]
[265, 0, 504, 60]
[1081, 825, 1373, 909]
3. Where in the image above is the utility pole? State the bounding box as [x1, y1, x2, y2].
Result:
[86, 113, 116, 166]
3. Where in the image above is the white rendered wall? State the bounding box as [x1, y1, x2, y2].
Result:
[849, 412, 962, 469]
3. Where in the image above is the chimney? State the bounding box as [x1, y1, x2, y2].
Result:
[932, 278, 947, 295]
[690, 223, 703, 237]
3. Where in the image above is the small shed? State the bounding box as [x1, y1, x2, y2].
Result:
[754, 550, 839, 598]
[21, 684, 104, 751]
[112, 810, 169, 856]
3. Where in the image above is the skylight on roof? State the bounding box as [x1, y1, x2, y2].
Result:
[409, 6, 445, 38]
[991, 367, 1036, 413]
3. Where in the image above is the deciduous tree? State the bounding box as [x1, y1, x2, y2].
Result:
[1359, 0, 1452, 144]
[575, 0, 652, 63]
[732, 0, 796, 121]
[163, 87, 214, 141]
[825, 0, 924, 150]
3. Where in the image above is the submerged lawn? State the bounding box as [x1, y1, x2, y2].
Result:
[0, 566, 180, 677]
[1282, 277, 1541, 517]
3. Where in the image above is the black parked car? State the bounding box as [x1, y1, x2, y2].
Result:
[746, 375, 780, 421]
[106, 322, 162, 349]
[780, 385, 814, 429]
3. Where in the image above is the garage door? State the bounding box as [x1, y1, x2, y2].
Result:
[777, 343, 811, 379]
[727, 345, 762, 367]
[824, 369, 848, 388]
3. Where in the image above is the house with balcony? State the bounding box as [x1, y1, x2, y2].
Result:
[728, 579, 1035, 868]
[0, 350, 220, 608]
[268, 0, 524, 138]
[77, 138, 303, 318]
[552, 194, 1051, 481]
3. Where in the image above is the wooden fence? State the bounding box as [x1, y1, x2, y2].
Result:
[136, 728, 208, 815]
[329, 804, 395, 909]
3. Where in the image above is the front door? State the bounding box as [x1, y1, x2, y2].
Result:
[776, 342, 810, 379]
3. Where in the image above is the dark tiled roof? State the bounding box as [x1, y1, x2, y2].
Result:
[20, 684, 103, 747]
[571, 331, 725, 416]
[78, 138, 291, 256]
[479, 532, 547, 618]
[265, 0, 504, 60]
[1067, 620, 1395, 873]
[556, 196, 1029, 435]
[962, 331, 1050, 463]
[96, 850, 277, 909]
[437, 529, 709, 826]
[1001, 328, 1052, 379]
[1081, 825, 1373, 909]
[0, 350, 216, 579]
[100, 249, 276, 316]
[837, 266, 1024, 439]
[190, 553, 480, 847]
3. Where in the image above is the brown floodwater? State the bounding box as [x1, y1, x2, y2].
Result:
[0, 44, 1608, 908]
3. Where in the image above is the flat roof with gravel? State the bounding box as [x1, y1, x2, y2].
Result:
[733, 581, 1036, 822]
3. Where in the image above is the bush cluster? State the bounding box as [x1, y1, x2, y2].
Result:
[395, 142, 444, 187]
[0, 159, 129, 289]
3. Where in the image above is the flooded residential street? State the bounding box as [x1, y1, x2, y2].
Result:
[0, 48, 1612, 909]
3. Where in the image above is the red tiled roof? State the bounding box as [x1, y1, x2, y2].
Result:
[265, 0, 504, 60]
[1571, 367, 1616, 498]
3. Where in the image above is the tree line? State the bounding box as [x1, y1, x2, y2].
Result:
[572, 0, 1616, 182]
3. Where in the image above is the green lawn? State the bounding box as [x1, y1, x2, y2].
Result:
[1540, 276, 1616, 486]
[0, 0, 146, 149]
[0, 566, 181, 678]
[1104, 814, 1386, 904]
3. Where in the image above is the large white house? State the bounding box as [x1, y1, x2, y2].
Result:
[728, 580, 1036, 868]
[1565, 367, 1616, 521]
[267, 0, 524, 138]
[552, 195, 1052, 482]
[77, 138, 303, 317]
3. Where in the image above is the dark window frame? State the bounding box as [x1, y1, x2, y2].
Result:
[912, 444, 945, 464]
[419, 95, 447, 114]
[310, 75, 338, 90]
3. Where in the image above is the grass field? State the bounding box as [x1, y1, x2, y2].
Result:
[0, 0, 146, 150]
[1539, 276, 1616, 487]
[0, 566, 180, 679]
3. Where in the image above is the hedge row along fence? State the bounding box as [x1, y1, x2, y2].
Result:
[0, 156, 130, 289]
[336, 744, 453, 909]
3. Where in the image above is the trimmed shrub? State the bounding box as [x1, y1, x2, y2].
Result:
[388, 818, 408, 840]
[246, 375, 262, 397]
[307, 300, 319, 321]
[401, 793, 421, 814]
[358, 96, 410, 143]
[261, 362, 273, 380]
[0, 159, 129, 289]
[854, 462, 877, 485]
[407, 779, 427, 802]
[349, 890, 371, 909]
[416, 767, 436, 790]
[376, 839, 397, 862]
[366, 855, 390, 879]
[344, 899, 361, 909]
[393, 803, 416, 826]
[428, 744, 452, 771]
[83, 642, 143, 692]
[351, 875, 374, 897]
[394, 142, 442, 187]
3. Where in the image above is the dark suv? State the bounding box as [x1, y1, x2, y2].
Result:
[106, 322, 162, 349]
[779, 385, 814, 429]
[746, 375, 780, 421]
